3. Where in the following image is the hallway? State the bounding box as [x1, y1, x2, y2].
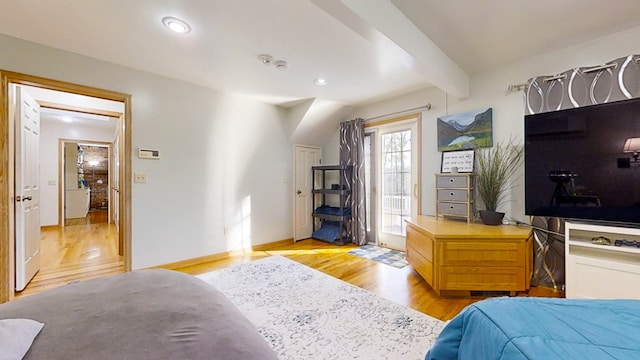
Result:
[16, 210, 124, 298]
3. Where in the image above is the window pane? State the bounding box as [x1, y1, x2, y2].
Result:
[402, 132, 411, 151]
[381, 130, 412, 236]
[402, 152, 411, 172]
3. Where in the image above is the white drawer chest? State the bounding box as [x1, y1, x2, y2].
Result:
[435, 173, 474, 223]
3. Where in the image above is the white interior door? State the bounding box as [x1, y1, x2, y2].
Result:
[376, 122, 418, 250]
[15, 85, 41, 291]
[293, 145, 321, 241]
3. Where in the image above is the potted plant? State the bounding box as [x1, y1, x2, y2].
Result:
[475, 138, 524, 225]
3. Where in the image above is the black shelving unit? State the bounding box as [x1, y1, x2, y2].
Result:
[311, 165, 353, 245]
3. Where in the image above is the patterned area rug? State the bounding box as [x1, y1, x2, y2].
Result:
[197, 256, 444, 360]
[348, 244, 409, 268]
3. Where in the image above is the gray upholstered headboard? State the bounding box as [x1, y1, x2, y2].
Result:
[0, 269, 278, 360]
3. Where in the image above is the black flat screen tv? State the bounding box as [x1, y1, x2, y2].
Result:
[525, 98, 640, 225]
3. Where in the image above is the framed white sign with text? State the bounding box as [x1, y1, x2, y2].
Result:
[441, 150, 474, 173]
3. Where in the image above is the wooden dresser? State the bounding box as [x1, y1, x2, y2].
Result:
[406, 216, 532, 296]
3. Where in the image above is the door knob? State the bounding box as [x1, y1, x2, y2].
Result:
[296, 190, 302, 195]
[24, 196, 32, 201]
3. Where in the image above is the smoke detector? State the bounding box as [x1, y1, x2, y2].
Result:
[274, 60, 288, 71]
[258, 54, 273, 65]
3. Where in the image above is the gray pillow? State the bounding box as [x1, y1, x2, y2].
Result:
[0, 318, 44, 360]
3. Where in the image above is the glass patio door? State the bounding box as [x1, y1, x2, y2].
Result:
[375, 121, 418, 250]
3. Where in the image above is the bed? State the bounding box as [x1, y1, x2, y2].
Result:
[0, 269, 278, 360]
[426, 297, 640, 360]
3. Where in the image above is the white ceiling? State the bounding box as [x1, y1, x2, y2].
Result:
[1, 0, 640, 108]
[21, 85, 123, 130]
[39, 107, 118, 129]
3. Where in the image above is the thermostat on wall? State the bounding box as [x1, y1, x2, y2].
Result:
[138, 148, 160, 159]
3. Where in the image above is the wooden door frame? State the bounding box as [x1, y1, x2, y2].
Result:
[0, 70, 132, 303]
[363, 131, 377, 245]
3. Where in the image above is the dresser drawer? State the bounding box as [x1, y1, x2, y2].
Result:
[407, 247, 434, 285]
[437, 202, 469, 217]
[436, 175, 469, 188]
[440, 241, 525, 267]
[437, 189, 469, 202]
[439, 266, 525, 291]
[407, 225, 433, 262]
[406, 224, 435, 286]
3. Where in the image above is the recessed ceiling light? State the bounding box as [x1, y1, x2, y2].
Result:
[62, 116, 73, 123]
[314, 78, 327, 86]
[162, 16, 191, 34]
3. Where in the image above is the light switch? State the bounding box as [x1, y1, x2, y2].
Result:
[134, 173, 148, 183]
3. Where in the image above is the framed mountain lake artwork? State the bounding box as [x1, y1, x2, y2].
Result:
[437, 108, 493, 151]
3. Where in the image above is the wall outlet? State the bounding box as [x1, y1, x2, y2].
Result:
[134, 173, 148, 183]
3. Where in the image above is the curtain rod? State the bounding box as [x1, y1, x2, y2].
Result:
[364, 103, 431, 122]
[508, 82, 529, 92]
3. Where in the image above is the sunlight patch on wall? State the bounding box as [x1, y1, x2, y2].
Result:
[225, 195, 252, 251]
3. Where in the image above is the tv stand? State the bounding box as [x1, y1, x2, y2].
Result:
[565, 221, 640, 299]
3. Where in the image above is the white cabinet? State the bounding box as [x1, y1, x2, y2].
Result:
[65, 188, 90, 219]
[565, 221, 640, 299]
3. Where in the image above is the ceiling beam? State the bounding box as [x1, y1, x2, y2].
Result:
[313, 0, 469, 99]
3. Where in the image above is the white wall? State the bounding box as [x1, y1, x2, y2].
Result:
[0, 34, 293, 269]
[325, 25, 640, 223]
[40, 120, 115, 226]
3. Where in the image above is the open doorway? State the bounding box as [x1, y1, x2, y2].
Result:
[0, 71, 132, 303]
[62, 142, 111, 226]
[16, 89, 121, 297]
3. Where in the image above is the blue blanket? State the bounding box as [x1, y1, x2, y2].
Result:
[314, 205, 351, 216]
[427, 297, 640, 360]
[311, 221, 341, 242]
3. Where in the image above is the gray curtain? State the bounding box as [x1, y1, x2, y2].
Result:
[525, 54, 640, 115]
[531, 216, 566, 290]
[340, 118, 366, 245]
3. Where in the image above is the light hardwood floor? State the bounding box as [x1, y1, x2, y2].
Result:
[173, 239, 564, 321]
[14, 219, 563, 320]
[15, 210, 124, 298]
